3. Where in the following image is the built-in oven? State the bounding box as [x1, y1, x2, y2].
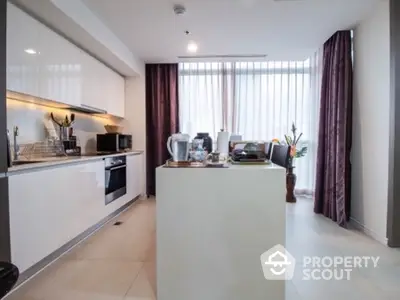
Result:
[104, 155, 126, 205]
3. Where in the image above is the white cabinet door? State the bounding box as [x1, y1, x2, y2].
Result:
[9, 161, 105, 272]
[127, 155, 136, 201]
[107, 70, 125, 118]
[37, 22, 82, 107]
[6, 3, 40, 97]
[127, 154, 143, 200]
[134, 154, 144, 198]
[7, 3, 124, 114]
[81, 53, 108, 112]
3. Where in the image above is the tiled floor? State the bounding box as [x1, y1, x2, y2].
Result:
[5, 197, 400, 300]
[5, 198, 156, 300]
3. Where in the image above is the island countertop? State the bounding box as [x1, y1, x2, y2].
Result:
[156, 164, 287, 300]
[7, 150, 144, 175]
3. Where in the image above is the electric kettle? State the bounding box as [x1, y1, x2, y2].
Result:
[167, 133, 190, 162]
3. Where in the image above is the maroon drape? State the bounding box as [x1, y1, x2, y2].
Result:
[314, 31, 353, 227]
[146, 64, 179, 196]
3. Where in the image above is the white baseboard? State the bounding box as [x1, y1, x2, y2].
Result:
[349, 217, 388, 245]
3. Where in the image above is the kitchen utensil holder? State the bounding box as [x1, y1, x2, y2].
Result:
[59, 126, 70, 141]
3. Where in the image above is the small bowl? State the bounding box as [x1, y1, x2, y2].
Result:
[104, 125, 123, 134]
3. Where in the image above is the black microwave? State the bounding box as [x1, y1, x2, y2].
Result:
[97, 133, 132, 153]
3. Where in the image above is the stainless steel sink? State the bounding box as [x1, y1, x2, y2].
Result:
[11, 160, 43, 166]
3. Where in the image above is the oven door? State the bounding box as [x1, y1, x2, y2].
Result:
[105, 163, 127, 205]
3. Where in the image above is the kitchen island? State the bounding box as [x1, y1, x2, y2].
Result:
[156, 164, 287, 300]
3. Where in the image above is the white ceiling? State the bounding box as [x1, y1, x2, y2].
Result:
[82, 0, 380, 63]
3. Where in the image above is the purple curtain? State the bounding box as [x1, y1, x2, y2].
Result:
[314, 31, 353, 227]
[146, 64, 179, 196]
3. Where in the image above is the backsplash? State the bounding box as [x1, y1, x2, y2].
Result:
[6, 98, 125, 154]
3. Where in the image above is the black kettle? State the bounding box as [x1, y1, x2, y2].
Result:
[194, 133, 213, 153]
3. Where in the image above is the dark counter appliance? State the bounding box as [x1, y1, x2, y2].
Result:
[231, 149, 267, 162]
[194, 133, 212, 153]
[97, 133, 132, 153]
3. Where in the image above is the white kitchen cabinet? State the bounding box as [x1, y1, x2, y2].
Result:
[37, 20, 83, 107]
[6, 3, 125, 116]
[8, 154, 143, 273]
[8, 161, 105, 272]
[81, 53, 108, 112]
[127, 154, 143, 200]
[84, 60, 125, 117]
[7, 3, 40, 97]
[106, 69, 125, 118]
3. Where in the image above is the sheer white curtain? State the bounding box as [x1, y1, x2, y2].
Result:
[179, 52, 322, 193]
[179, 63, 224, 139]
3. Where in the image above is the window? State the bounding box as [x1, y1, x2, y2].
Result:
[179, 61, 313, 141]
[178, 54, 322, 193]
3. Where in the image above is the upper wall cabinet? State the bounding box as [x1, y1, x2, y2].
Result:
[37, 20, 83, 107]
[106, 68, 125, 118]
[7, 3, 40, 97]
[6, 3, 126, 118]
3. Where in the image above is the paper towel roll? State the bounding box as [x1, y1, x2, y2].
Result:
[217, 130, 230, 154]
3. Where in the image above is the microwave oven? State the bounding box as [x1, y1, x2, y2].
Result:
[97, 133, 132, 153]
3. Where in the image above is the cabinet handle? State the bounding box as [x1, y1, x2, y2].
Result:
[106, 164, 126, 171]
[80, 104, 107, 114]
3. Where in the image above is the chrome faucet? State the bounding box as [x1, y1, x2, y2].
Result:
[13, 126, 19, 161]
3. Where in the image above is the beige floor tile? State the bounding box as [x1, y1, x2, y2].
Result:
[43, 290, 124, 300]
[72, 235, 152, 261]
[144, 232, 156, 263]
[125, 264, 156, 299]
[143, 262, 156, 296]
[23, 260, 142, 300]
[4, 292, 42, 300]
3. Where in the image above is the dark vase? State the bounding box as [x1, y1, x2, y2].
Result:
[286, 167, 297, 203]
[195, 133, 213, 154]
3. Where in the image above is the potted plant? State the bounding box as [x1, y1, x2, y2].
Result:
[273, 123, 308, 203]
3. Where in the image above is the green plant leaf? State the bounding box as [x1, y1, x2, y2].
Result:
[295, 146, 308, 158]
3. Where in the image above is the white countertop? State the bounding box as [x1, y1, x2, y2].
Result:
[159, 162, 285, 171]
[7, 150, 143, 175]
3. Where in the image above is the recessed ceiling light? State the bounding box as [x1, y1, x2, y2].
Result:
[187, 42, 198, 53]
[24, 49, 37, 55]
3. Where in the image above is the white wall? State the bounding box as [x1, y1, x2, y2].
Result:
[352, 1, 390, 244]
[6, 97, 120, 154]
[124, 75, 146, 195]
